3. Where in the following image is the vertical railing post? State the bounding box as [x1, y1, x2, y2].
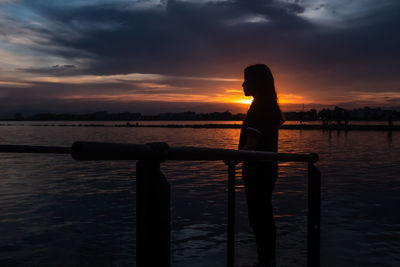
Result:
[227, 163, 236, 267]
[136, 160, 171, 267]
[307, 161, 321, 267]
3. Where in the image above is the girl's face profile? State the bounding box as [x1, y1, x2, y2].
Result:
[242, 80, 252, 96]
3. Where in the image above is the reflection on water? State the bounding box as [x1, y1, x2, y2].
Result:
[0, 124, 399, 266]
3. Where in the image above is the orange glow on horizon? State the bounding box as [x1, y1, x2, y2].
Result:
[229, 96, 253, 105]
[223, 91, 307, 106]
[12, 71, 312, 109]
[278, 93, 306, 104]
[58, 82, 310, 113]
[60, 92, 307, 106]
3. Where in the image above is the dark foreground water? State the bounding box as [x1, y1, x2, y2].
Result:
[0, 122, 399, 266]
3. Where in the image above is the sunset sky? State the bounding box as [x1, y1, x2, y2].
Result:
[1, 0, 400, 116]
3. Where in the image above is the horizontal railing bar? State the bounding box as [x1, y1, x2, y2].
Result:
[169, 146, 318, 162]
[0, 144, 71, 154]
[72, 142, 318, 163]
[0, 142, 319, 163]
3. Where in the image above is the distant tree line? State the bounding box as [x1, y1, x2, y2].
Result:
[19, 111, 244, 121]
[10, 107, 400, 121]
[24, 111, 142, 121]
[317, 107, 398, 122]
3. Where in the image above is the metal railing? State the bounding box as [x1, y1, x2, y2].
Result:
[0, 141, 320, 267]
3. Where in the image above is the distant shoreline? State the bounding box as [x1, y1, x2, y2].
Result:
[0, 123, 398, 131]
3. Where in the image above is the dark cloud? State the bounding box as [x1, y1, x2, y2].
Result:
[19, 0, 400, 80]
[18, 0, 314, 76]
[16, 65, 78, 76]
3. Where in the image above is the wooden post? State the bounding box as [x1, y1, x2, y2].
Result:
[136, 160, 171, 267]
[227, 163, 236, 267]
[307, 162, 321, 267]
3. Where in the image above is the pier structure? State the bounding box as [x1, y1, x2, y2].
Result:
[0, 142, 321, 267]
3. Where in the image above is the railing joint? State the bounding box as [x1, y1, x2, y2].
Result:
[145, 142, 170, 162]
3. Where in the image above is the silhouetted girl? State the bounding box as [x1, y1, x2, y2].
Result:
[238, 64, 284, 267]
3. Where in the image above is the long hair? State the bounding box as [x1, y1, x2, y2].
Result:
[244, 64, 285, 125]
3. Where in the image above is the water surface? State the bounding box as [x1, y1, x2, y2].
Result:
[0, 123, 399, 266]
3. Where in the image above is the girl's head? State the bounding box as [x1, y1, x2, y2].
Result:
[243, 64, 284, 124]
[243, 64, 277, 101]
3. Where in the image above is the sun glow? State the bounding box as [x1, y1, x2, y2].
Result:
[227, 94, 304, 106]
[221, 88, 307, 106]
[220, 88, 253, 105]
[234, 96, 253, 105]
